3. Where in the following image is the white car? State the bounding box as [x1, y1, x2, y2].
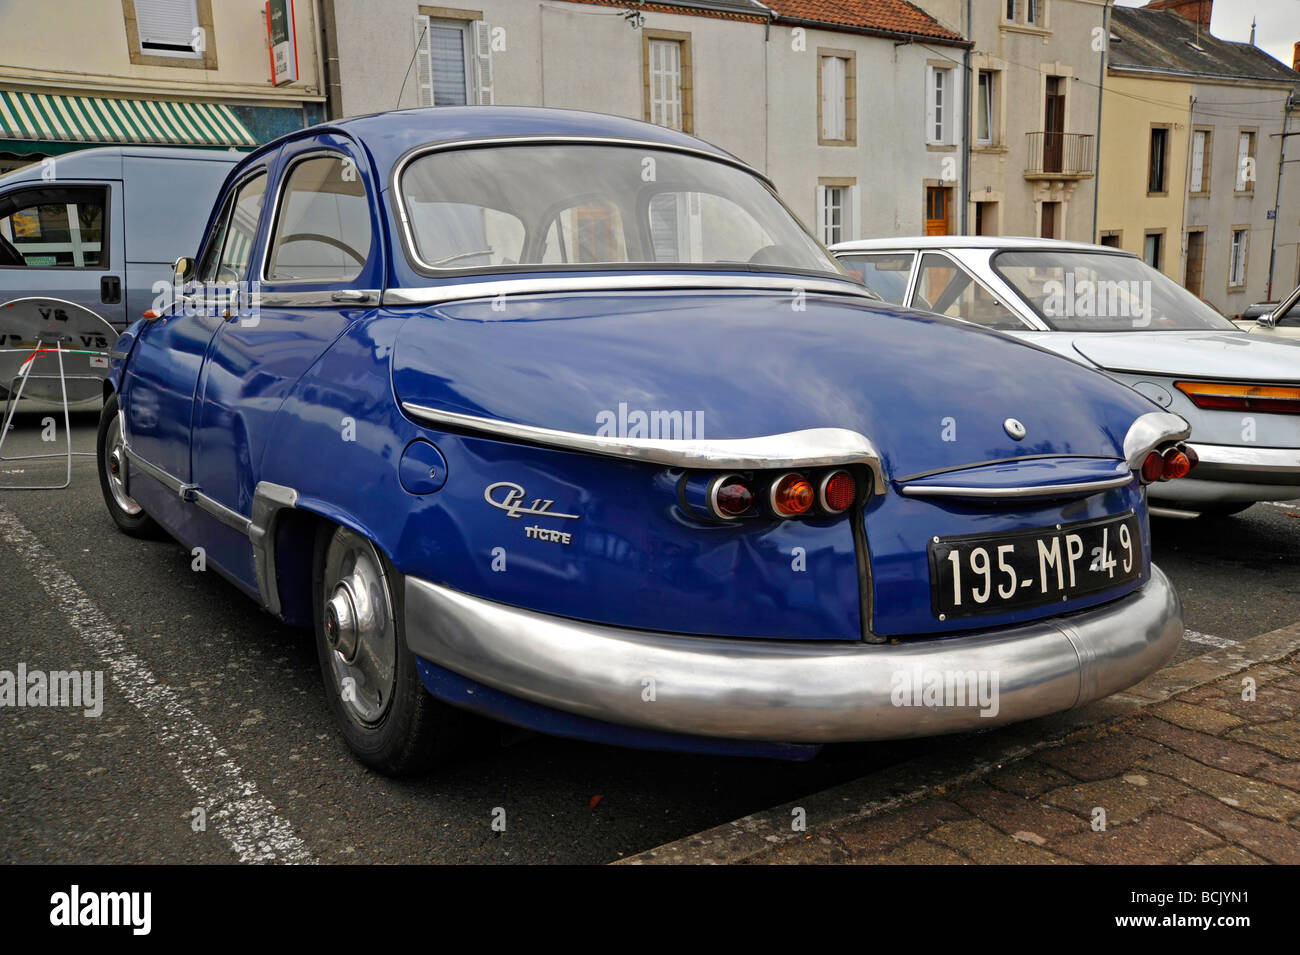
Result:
[832, 237, 1300, 517]
[1235, 283, 1300, 339]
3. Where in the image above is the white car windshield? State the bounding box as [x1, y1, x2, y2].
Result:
[399, 143, 842, 275]
[993, 250, 1238, 332]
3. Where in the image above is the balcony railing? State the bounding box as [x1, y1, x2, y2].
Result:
[1025, 131, 1095, 178]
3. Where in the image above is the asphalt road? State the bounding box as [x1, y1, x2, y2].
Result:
[1, 414, 1297, 864]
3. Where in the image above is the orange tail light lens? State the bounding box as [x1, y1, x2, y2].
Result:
[1161, 448, 1192, 481]
[771, 473, 815, 516]
[1175, 381, 1300, 415]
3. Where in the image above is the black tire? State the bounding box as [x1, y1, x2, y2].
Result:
[312, 523, 463, 776]
[96, 393, 165, 539]
[1197, 502, 1255, 519]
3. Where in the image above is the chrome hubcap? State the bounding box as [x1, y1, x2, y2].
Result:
[103, 416, 142, 516]
[322, 530, 396, 726]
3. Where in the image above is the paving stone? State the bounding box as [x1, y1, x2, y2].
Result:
[1036, 733, 1164, 781]
[756, 836, 849, 865]
[1226, 721, 1300, 760]
[1149, 701, 1245, 735]
[831, 799, 970, 855]
[1256, 761, 1300, 792]
[1188, 845, 1268, 865]
[1135, 751, 1300, 822]
[1041, 772, 1192, 826]
[1053, 813, 1220, 865]
[925, 819, 1073, 864]
[986, 759, 1077, 798]
[1127, 716, 1278, 774]
[860, 840, 972, 865]
[950, 785, 1088, 841]
[1165, 794, 1300, 865]
[1202, 686, 1300, 724]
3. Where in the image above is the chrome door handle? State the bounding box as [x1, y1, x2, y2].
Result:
[331, 290, 369, 303]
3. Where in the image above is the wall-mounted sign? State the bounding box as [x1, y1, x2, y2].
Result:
[266, 0, 299, 86]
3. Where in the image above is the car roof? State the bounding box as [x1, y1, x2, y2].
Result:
[831, 236, 1134, 255]
[0, 144, 241, 186]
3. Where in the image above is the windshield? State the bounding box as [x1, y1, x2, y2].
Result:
[399, 143, 841, 275]
[993, 250, 1237, 332]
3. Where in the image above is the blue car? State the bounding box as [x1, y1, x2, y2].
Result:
[99, 107, 1193, 774]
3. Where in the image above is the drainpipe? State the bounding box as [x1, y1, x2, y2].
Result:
[1091, 0, 1113, 241]
[1266, 92, 1293, 300]
[960, 0, 971, 234]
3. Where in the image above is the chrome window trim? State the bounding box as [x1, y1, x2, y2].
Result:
[196, 166, 270, 287]
[258, 290, 381, 308]
[900, 475, 1132, 499]
[382, 273, 873, 307]
[401, 402, 888, 491]
[1123, 411, 1191, 468]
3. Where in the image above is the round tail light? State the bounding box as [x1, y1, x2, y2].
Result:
[1140, 451, 1165, 484]
[710, 475, 754, 519]
[1162, 447, 1192, 481]
[820, 470, 857, 514]
[770, 473, 815, 517]
[1183, 445, 1199, 469]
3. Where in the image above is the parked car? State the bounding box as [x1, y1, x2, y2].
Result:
[0, 146, 241, 407]
[101, 108, 1190, 774]
[1235, 282, 1300, 338]
[833, 237, 1300, 517]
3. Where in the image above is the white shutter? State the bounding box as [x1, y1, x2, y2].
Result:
[816, 185, 827, 245]
[925, 67, 937, 145]
[1190, 131, 1205, 192]
[845, 185, 860, 242]
[473, 21, 494, 105]
[820, 57, 846, 140]
[413, 15, 434, 107]
[135, 0, 199, 48]
[1236, 133, 1250, 190]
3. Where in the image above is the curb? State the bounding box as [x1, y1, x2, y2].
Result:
[616, 620, 1300, 865]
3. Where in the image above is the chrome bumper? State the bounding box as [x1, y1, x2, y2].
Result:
[1185, 443, 1300, 485]
[403, 567, 1183, 743]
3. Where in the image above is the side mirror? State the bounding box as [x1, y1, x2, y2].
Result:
[172, 256, 195, 288]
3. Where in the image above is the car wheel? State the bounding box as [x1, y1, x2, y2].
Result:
[313, 524, 461, 775]
[96, 393, 164, 538]
[1197, 503, 1255, 518]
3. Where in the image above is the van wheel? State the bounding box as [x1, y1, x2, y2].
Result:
[96, 393, 164, 538]
[313, 524, 462, 776]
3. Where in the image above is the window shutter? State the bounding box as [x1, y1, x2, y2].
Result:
[413, 15, 434, 107]
[845, 185, 860, 242]
[473, 21, 494, 105]
[816, 185, 827, 244]
[1190, 131, 1204, 192]
[1236, 133, 1249, 190]
[135, 0, 200, 49]
[925, 67, 937, 145]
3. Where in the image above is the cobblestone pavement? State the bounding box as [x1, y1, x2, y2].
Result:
[755, 650, 1300, 864]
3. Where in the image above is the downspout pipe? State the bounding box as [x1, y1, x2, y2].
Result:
[961, 0, 971, 234]
[1091, 0, 1113, 242]
[1267, 92, 1293, 300]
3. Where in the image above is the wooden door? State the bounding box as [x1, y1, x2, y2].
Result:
[1043, 77, 1065, 173]
[925, 187, 949, 236]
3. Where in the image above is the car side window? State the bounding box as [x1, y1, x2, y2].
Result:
[910, 253, 1024, 330]
[838, 253, 914, 304]
[0, 186, 106, 269]
[265, 155, 372, 282]
[199, 172, 267, 285]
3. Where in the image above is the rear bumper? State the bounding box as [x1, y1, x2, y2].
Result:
[403, 566, 1183, 744]
[1149, 443, 1300, 505]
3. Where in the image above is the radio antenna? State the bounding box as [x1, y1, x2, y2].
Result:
[397, 24, 429, 109]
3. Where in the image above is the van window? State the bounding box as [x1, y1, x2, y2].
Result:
[265, 155, 372, 282]
[0, 186, 106, 269]
[199, 172, 267, 284]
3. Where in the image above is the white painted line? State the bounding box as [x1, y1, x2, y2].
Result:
[0, 503, 317, 864]
[1264, 501, 1299, 511]
[1182, 629, 1238, 649]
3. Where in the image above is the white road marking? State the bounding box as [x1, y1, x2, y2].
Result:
[1264, 501, 1299, 511]
[0, 503, 316, 864]
[1182, 629, 1238, 649]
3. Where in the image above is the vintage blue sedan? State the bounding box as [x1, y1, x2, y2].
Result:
[100, 107, 1192, 774]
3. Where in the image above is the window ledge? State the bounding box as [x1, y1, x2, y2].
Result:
[1000, 23, 1051, 37]
[972, 144, 1009, 154]
[926, 143, 957, 152]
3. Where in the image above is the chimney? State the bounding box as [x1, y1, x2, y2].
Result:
[1142, 0, 1213, 31]
[1293, 41, 1300, 72]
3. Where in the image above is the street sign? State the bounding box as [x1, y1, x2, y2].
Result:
[1267, 209, 1277, 220]
[266, 0, 299, 86]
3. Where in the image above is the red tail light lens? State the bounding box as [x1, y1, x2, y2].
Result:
[710, 475, 754, 519]
[820, 470, 857, 513]
[1161, 448, 1192, 481]
[1141, 451, 1165, 484]
[1174, 381, 1300, 415]
[1183, 445, 1198, 469]
[771, 473, 815, 516]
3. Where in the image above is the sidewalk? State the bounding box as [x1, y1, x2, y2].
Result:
[622, 623, 1300, 865]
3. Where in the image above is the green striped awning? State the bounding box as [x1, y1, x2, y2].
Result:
[0, 91, 257, 148]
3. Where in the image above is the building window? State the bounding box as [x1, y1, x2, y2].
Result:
[1026, 0, 1041, 25]
[1189, 128, 1211, 195]
[818, 51, 855, 145]
[1099, 231, 1121, 248]
[414, 14, 492, 107]
[817, 181, 857, 246]
[1005, 0, 1017, 21]
[1143, 231, 1163, 270]
[1229, 228, 1248, 287]
[644, 31, 692, 133]
[1148, 126, 1169, 194]
[1235, 130, 1256, 192]
[927, 66, 953, 145]
[976, 71, 995, 145]
[122, 0, 216, 69]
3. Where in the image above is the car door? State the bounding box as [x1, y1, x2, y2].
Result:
[0, 180, 125, 326]
[122, 165, 269, 504]
[188, 135, 381, 582]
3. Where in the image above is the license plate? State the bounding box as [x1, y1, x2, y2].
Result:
[928, 511, 1141, 619]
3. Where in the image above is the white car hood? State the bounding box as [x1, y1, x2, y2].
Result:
[1062, 331, 1300, 382]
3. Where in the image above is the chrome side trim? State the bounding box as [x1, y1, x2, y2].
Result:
[258, 290, 381, 308]
[382, 274, 873, 307]
[402, 566, 1183, 743]
[250, 482, 300, 616]
[1123, 411, 1191, 468]
[401, 403, 888, 490]
[900, 475, 1132, 499]
[193, 489, 251, 534]
[1186, 443, 1300, 483]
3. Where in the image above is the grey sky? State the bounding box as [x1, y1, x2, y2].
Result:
[1114, 0, 1300, 68]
